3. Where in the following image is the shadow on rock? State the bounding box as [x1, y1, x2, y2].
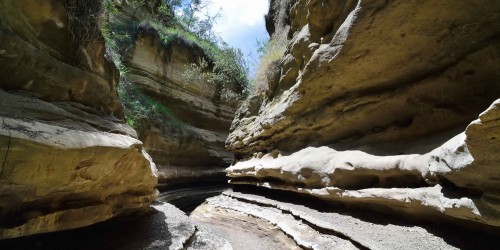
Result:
[0, 207, 171, 250]
[232, 185, 500, 250]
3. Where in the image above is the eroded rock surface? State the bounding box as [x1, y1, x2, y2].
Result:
[0, 0, 157, 238]
[228, 101, 500, 228]
[0, 0, 122, 117]
[124, 27, 237, 185]
[150, 202, 231, 250]
[104, 1, 239, 185]
[192, 190, 500, 250]
[226, 0, 500, 232]
[191, 201, 302, 250]
[228, 0, 500, 156]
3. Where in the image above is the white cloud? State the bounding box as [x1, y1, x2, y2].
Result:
[196, 0, 269, 73]
[200, 0, 269, 44]
[205, 0, 268, 30]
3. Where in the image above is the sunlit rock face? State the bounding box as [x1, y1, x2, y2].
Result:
[122, 26, 238, 186]
[227, 103, 500, 226]
[0, 0, 157, 239]
[227, 0, 500, 228]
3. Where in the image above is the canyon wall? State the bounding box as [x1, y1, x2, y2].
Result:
[0, 0, 157, 238]
[108, 1, 239, 186]
[125, 30, 237, 186]
[227, 0, 500, 228]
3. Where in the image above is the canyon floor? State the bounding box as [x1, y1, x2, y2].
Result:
[1, 185, 499, 250]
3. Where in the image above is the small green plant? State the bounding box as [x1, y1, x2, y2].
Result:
[182, 43, 249, 101]
[250, 36, 288, 94]
[64, 0, 105, 64]
[138, 19, 249, 100]
[100, 0, 250, 129]
[118, 78, 186, 131]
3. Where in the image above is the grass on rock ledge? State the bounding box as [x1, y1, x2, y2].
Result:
[100, 0, 249, 129]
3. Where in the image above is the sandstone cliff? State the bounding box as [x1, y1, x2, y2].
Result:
[106, 1, 240, 186]
[227, 0, 500, 229]
[0, 0, 157, 238]
[126, 30, 237, 186]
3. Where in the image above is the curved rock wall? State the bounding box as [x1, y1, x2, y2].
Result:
[228, 0, 500, 156]
[0, 0, 157, 239]
[227, 0, 500, 229]
[228, 101, 500, 227]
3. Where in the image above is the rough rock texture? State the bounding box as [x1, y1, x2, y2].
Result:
[0, 0, 122, 117]
[123, 27, 237, 185]
[192, 202, 301, 250]
[0, 202, 232, 250]
[228, 0, 500, 156]
[157, 184, 228, 213]
[228, 101, 500, 228]
[265, 0, 292, 41]
[226, 0, 500, 231]
[149, 202, 232, 250]
[452, 99, 500, 194]
[192, 190, 500, 250]
[0, 0, 157, 239]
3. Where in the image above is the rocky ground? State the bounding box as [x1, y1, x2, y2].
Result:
[1, 187, 499, 249]
[0, 202, 230, 250]
[192, 187, 500, 250]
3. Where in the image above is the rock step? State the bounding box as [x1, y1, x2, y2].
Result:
[192, 195, 358, 250]
[192, 190, 500, 250]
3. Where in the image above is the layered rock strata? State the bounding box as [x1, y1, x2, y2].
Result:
[227, 103, 500, 226]
[0, 0, 123, 117]
[227, 0, 500, 229]
[122, 27, 237, 185]
[192, 190, 499, 249]
[0, 0, 157, 238]
[228, 0, 500, 155]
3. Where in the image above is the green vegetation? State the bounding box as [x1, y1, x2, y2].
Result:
[100, 0, 249, 129]
[139, 20, 249, 100]
[64, 0, 105, 64]
[250, 36, 288, 94]
[118, 79, 185, 131]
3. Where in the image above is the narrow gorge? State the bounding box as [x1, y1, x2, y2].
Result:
[0, 0, 499, 249]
